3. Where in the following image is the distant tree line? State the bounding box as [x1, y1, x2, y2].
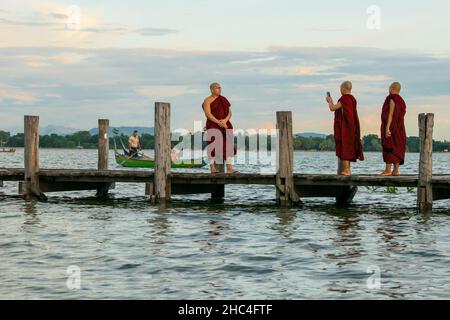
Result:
[1, 130, 449, 152]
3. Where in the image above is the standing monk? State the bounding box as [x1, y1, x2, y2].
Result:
[379, 82, 407, 176]
[202, 83, 238, 174]
[326, 81, 364, 176]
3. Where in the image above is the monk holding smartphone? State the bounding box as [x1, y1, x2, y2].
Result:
[326, 81, 364, 176]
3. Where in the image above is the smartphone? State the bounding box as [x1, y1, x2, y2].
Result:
[326, 92, 331, 98]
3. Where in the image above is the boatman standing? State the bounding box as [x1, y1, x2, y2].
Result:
[128, 130, 141, 158]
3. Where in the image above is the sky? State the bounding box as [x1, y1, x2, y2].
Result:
[1, 0, 450, 139]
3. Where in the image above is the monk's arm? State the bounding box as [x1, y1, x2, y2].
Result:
[386, 99, 396, 136]
[203, 99, 221, 124]
[328, 101, 343, 112]
[224, 108, 232, 122]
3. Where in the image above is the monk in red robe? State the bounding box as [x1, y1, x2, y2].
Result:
[326, 81, 364, 176]
[379, 82, 407, 176]
[202, 83, 237, 174]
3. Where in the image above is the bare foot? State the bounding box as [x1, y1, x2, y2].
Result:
[379, 171, 392, 176]
[227, 170, 239, 174]
[391, 171, 400, 176]
[339, 171, 351, 176]
[210, 164, 219, 174]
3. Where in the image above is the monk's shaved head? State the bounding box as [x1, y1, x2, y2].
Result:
[390, 82, 401, 93]
[340, 81, 352, 94]
[210, 82, 221, 90]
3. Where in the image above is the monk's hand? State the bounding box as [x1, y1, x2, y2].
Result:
[326, 96, 333, 104]
[218, 119, 228, 129]
[386, 128, 392, 138]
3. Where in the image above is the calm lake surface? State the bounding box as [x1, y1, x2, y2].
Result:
[0, 149, 449, 299]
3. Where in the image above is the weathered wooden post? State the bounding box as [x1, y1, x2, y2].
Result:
[211, 163, 225, 200]
[24, 115, 46, 200]
[418, 113, 434, 212]
[276, 111, 301, 207]
[96, 119, 110, 197]
[98, 119, 109, 170]
[336, 158, 358, 206]
[153, 102, 171, 203]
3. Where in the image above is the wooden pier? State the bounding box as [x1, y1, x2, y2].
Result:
[1, 104, 449, 212]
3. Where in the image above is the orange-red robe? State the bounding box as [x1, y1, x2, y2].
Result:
[334, 94, 364, 162]
[203, 95, 236, 162]
[381, 94, 407, 165]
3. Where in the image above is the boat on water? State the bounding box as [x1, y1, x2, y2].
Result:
[114, 139, 206, 169]
[0, 147, 16, 153]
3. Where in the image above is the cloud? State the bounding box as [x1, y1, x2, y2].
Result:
[17, 53, 87, 67]
[136, 86, 199, 98]
[0, 85, 36, 103]
[135, 27, 178, 37]
[1, 46, 450, 139]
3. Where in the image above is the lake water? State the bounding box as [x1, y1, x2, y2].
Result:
[0, 149, 449, 299]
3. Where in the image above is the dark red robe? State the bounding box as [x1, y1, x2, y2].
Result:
[381, 94, 406, 165]
[334, 94, 364, 162]
[203, 95, 236, 161]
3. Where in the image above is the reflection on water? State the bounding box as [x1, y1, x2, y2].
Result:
[0, 149, 449, 299]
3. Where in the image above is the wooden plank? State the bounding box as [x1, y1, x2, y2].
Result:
[154, 102, 171, 203]
[0, 168, 25, 181]
[417, 113, 434, 212]
[294, 174, 418, 187]
[24, 116, 46, 200]
[276, 111, 301, 206]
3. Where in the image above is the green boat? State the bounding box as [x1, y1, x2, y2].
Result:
[115, 151, 207, 168]
[114, 138, 206, 169]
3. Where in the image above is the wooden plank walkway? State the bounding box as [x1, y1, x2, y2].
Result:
[1, 168, 449, 186]
[1, 109, 449, 211]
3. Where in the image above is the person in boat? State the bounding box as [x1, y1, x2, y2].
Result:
[326, 81, 364, 176]
[202, 82, 238, 174]
[128, 130, 141, 158]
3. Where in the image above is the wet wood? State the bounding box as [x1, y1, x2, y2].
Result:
[211, 164, 225, 200]
[154, 102, 171, 203]
[96, 119, 111, 197]
[418, 113, 434, 212]
[24, 116, 46, 200]
[276, 111, 301, 207]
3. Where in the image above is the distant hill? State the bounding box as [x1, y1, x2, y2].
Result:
[89, 126, 155, 136]
[41, 125, 81, 136]
[295, 132, 327, 139]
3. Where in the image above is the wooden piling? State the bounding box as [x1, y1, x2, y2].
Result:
[418, 113, 434, 212]
[154, 102, 171, 203]
[211, 164, 225, 200]
[96, 119, 110, 197]
[336, 158, 358, 206]
[24, 115, 46, 200]
[276, 111, 300, 207]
